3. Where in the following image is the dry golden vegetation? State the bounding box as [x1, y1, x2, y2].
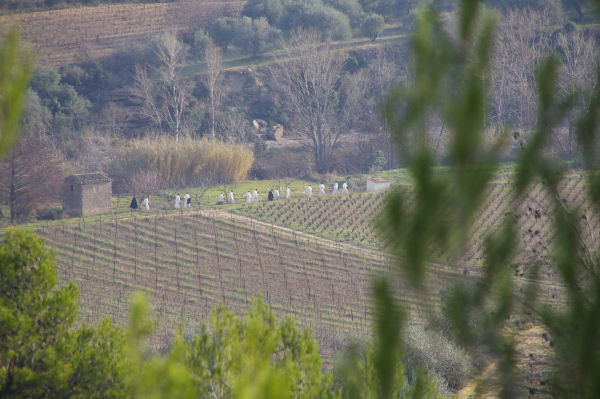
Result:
[114, 137, 254, 190]
[0, 0, 244, 66]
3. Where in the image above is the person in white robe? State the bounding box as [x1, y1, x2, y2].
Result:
[306, 185, 312, 199]
[252, 189, 259, 202]
[342, 181, 348, 194]
[318, 183, 325, 197]
[183, 193, 190, 208]
[217, 193, 225, 205]
[245, 191, 252, 203]
[228, 191, 235, 204]
[274, 189, 280, 200]
[333, 182, 339, 195]
[174, 194, 181, 209]
[143, 197, 150, 211]
[285, 187, 291, 199]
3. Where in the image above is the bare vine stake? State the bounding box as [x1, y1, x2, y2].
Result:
[154, 216, 158, 292]
[90, 221, 97, 279]
[70, 225, 77, 280]
[113, 218, 117, 287]
[175, 225, 180, 298]
[232, 215, 242, 280]
[253, 226, 265, 285]
[194, 226, 200, 292]
[272, 225, 287, 289]
[134, 214, 137, 286]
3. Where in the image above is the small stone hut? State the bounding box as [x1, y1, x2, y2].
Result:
[63, 173, 112, 217]
[366, 177, 391, 192]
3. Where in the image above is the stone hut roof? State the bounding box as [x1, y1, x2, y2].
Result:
[367, 177, 390, 183]
[65, 173, 111, 185]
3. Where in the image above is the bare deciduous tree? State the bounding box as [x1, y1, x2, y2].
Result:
[217, 112, 250, 143]
[132, 33, 190, 141]
[367, 46, 402, 167]
[203, 41, 224, 139]
[491, 8, 551, 131]
[273, 29, 347, 173]
[124, 170, 161, 196]
[557, 29, 598, 155]
[0, 133, 64, 222]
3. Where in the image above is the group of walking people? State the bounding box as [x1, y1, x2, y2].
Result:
[131, 181, 350, 212]
[174, 193, 192, 208]
[224, 182, 349, 205]
[129, 195, 150, 211]
[306, 182, 348, 199]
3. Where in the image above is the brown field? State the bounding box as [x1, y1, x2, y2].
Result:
[0, 0, 244, 66]
[32, 206, 469, 360]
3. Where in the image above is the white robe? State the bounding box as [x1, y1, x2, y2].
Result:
[342, 182, 348, 194]
[218, 193, 225, 204]
[183, 193, 190, 208]
[252, 190, 258, 202]
[306, 186, 312, 199]
[228, 192, 235, 204]
[333, 183, 339, 195]
[318, 184, 325, 197]
[245, 192, 252, 203]
[285, 187, 291, 199]
[274, 189, 280, 200]
[143, 197, 149, 210]
[174, 195, 181, 209]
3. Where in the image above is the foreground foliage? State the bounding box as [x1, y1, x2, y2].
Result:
[0, 229, 129, 398]
[378, 0, 600, 397]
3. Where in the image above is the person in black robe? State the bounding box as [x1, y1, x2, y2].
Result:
[268, 189, 274, 201]
[130, 196, 138, 210]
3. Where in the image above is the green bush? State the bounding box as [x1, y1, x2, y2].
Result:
[279, 0, 352, 40]
[361, 13, 385, 41]
[242, 0, 284, 25]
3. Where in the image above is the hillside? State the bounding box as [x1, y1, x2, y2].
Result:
[33, 207, 467, 359]
[27, 169, 590, 361]
[0, 0, 244, 66]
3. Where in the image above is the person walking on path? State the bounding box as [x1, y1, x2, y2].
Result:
[252, 189, 259, 202]
[245, 191, 252, 203]
[285, 187, 291, 199]
[143, 196, 150, 211]
[332, 183, 339, 195]
[318, 183, 325, 197]
[183, 193, 190, 208]
[268, 189, 274, 201]
[342, 182, 348, 194]
[217, 193, 225, 205]
[130, 196, 138, 210]
[306, 185, 312, 199]
[274, 189, 280, 200]
[174, 194, 181, 209]
[228, 191, 235, 204]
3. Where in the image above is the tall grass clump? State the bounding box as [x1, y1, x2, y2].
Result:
[114, 137, 253, 191]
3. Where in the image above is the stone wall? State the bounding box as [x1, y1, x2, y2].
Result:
[63, 183, 83, 217]
[81, 182, 112, 217]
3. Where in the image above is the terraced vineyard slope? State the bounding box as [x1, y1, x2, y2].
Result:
[0, 0, 244, 66]
[26, 170, 591, 361]
[232, 192, 387, 248]
[233, 171, 597, 307]
[33, 210, 466, 359]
